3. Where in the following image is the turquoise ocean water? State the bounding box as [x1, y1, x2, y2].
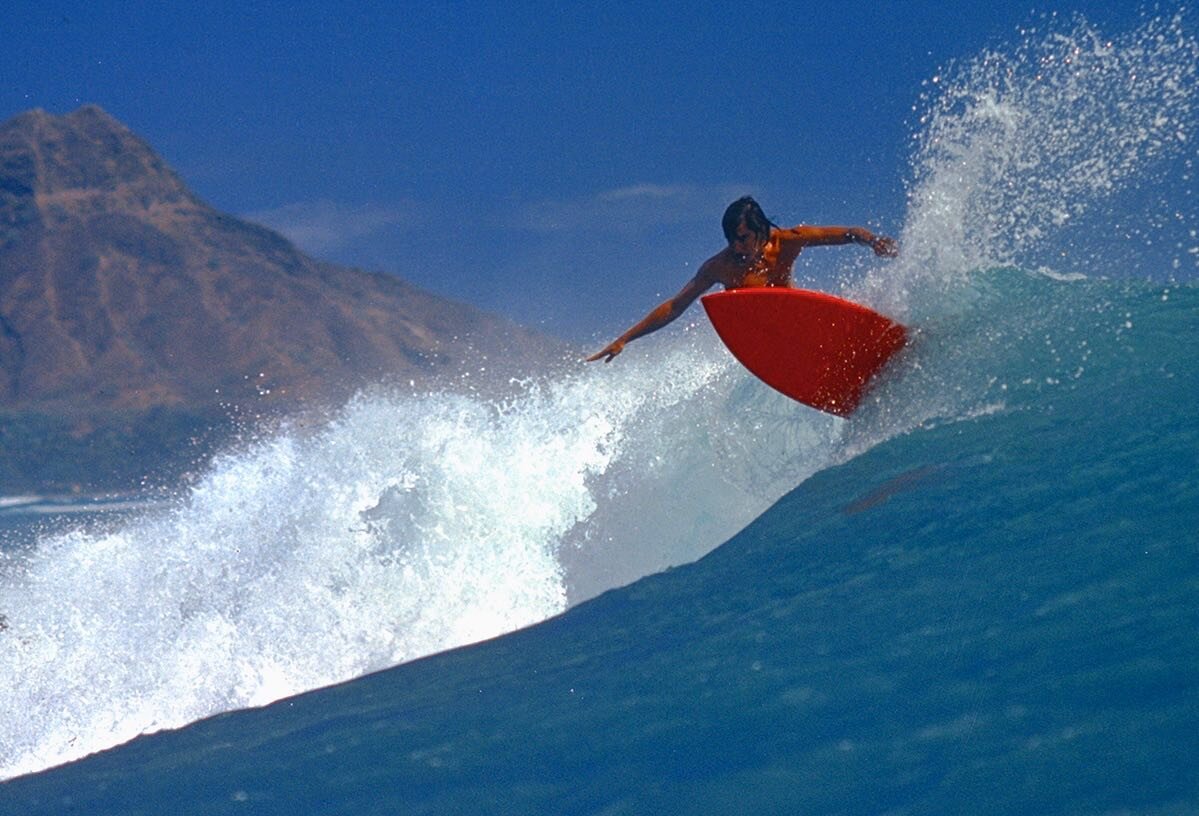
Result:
[2, 12, 1197, 815]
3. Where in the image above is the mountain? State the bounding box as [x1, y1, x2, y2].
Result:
[0, 106, 568, 490]
[0, 105, 565, 412]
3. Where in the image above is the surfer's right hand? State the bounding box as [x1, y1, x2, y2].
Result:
[586, 340, 625, 363]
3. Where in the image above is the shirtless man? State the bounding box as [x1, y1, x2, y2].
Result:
[587, 196, 898, 363]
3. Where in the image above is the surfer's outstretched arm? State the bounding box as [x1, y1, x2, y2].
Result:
[779, 225, 898, 257]
[586, 270, 714, 363]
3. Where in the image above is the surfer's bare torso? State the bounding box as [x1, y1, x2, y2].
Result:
[700, 229, 807, 291]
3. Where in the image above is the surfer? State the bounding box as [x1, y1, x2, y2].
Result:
[587, 196, 897, 363]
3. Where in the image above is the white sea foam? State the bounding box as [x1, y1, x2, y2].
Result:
[0, 326, 851, 779]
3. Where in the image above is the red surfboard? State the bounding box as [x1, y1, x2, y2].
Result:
[701, 288, 907, 417]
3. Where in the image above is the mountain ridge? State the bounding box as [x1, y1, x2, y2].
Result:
[0, 105, 567, 489]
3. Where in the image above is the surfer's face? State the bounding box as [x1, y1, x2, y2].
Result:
[730, 221, 764, 261]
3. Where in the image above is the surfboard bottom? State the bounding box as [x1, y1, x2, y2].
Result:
[701, 288, 907, 416]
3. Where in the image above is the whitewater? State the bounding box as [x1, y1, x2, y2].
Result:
[1, 11, 1196, 782]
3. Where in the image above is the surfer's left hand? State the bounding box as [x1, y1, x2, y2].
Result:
[871, 236, 898, 257]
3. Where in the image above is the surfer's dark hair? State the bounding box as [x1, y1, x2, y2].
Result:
[722, 196, 775, 243]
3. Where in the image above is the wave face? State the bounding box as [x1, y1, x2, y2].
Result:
[1, 10, 1196, 782]
[1, 308, 861, 779]
[6, 273, 1195, 816]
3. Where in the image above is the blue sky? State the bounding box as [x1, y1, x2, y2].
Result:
[1, 1, 1174, 341]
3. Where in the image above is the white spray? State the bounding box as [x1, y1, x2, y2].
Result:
[852, 11, 1197, 320]
[0, 326, 849, 779]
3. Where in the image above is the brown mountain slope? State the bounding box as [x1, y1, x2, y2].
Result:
[0, 106, 569, 491]
[0, 105, 565, 414]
